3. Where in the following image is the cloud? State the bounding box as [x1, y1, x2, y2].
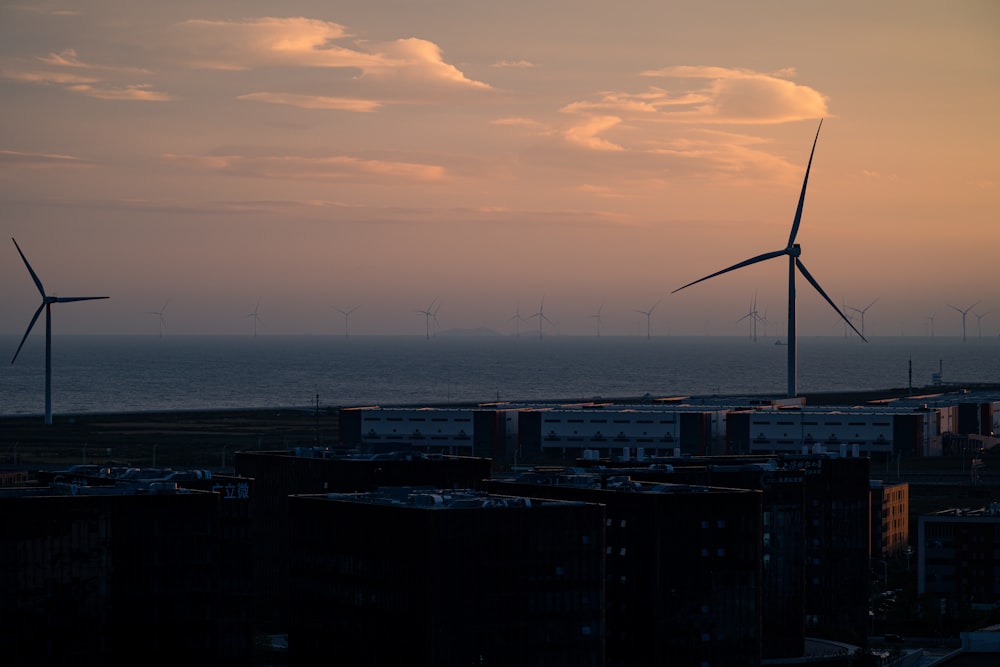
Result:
[491, 60, 536, 68]
[162, 153, 447, 184]
[175, 17, 379, 70]
[238, 92, 381, 112]
[0, 149, 93, 167]
[357, 38, 490, 90]
[174, 17, 489, 90]
[637, 66, 828, 123]
[2, 48, 169, 100]
[562, 115, 624, 151]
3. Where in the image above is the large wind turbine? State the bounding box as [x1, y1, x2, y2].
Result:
[146, 300, 169, 338]
[672, 121, 865, 398]
[949, 301, 979, 342]
[10, 238, 109, 425]
[634, 300, 659, 340]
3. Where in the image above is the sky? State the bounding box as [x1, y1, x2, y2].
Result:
[1, 1, 997, 338]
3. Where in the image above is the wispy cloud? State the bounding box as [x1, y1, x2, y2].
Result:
[2, 47, 170, 100]
[237, 92, 381, 112]
[0, 149, 93, 167]
[162, 153, 447, 184]
[492, 60, 536, 68]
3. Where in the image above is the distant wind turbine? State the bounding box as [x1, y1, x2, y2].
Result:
[592, 304, 604, 337]
[527, 296, 553, 340]
[973, 310, 990, 338]
[417, 298, 438, 340]
[247, 298, 262, 337]
[926, 313, 936, 338]
[509, 302, 523, 338]
[737, 292, 759, 341]
[10, 238, 109, 425]
[334, 305, 359, 338]
[672, 121, 866, 398]
[847, 298, 878, 338]
[949, 301, 979, 342]
[146, 300, 169, 338]
[634, 300, 659, 340]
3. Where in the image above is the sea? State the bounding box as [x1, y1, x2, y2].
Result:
[1, 334, 998, 417]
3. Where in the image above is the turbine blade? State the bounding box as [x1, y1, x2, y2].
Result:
[12, 238, 47, 297]
[673, 249, 788, 293]
[787, 120, 823, 247]
[796, 258, 867, 342]
[54, 296, 110, 303]
[12, 303, 45, 364]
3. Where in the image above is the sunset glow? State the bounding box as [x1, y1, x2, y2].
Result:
[1, 1, 997, 337]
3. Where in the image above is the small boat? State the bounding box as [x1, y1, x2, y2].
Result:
[774, 339, 786, 346]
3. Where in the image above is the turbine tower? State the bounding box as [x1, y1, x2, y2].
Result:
[634, 300, 659, 340]
[847, 298, 878, 338]
[146, 300, 169, 338]
[527, 296, 552, 340]
[592, 305, 603, 337]
[335, 305, 359, 338]
[949, 301, 979, 342]
[672, 121, 865, 398]
[10, 238, 109, 425]
[417, 298, 438, 340]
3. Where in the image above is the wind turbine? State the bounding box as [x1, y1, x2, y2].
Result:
[949, 301, 979, 342]
[509, 302, 523, 338]
[634, 300, 659, 340]
[10, 238, 109, 426]
[847, 298, 878, 338]
[146, 300, 169, 338]
[737, 292, 759, 341]
[334, 305, 359, 338]
[672, 121, 866, 398]
[417, 299, 437, 340]
[838, 298, 857, 339]
[527, 296, 552, 339]
[247, 298, 262, 337]
[592, 305, 604, 337]
[973, 310, 990, 338]
[926, 313, 936, 337]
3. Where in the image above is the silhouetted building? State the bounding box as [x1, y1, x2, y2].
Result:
[484, 471, 762, 667]
[288, 488, 605, 667]
[919, 504, 1000, 611]
[0, 483, 231, 666]
[590, 458, 806, 660]
[234, 448, 492, 631]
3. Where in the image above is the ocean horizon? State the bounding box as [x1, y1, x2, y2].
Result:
[1, 334, 998, 418]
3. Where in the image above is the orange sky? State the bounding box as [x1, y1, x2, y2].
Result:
[1, 1, 997, 337]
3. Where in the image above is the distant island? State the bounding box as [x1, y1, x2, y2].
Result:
[435, 327, 501, 337]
